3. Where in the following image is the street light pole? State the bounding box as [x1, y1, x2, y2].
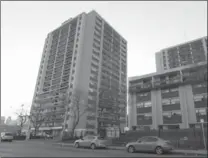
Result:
[200, 119, 207, 150]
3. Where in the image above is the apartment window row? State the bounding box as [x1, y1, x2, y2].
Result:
[92, 49, 100, 58]
[192, 83, 207, 88]
[137, 113, 152, 120]
[94, 25, 102, 34]
[137, 101, 152, 108]
[92, 55, 99, 64]
[104, 35, 112, 44]
[93, 38, 101, 46]
[196, 108, 207, 116]
[137, 92, 150, 97]
[93, 43, 101, 51]
[94, 32, 101, 40]
[96, 16, 102, 24]
[161, 88, 178, 93]
[162, 111, 182, 118]
[162, 97, 180, 105]
[193, 93, 207, 101]
[91, 62, 99, 70]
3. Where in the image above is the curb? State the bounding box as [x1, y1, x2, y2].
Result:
[53, 143, 207, 156]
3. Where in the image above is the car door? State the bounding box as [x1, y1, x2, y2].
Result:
[141, 137, 158, 152]
[85, 136, 95, 147]
[134, 137, 148, 151]
[80, 136, 88, 147]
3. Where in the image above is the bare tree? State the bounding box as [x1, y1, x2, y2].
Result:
[62, 90, 88, 138]
[29, 104, 45, 136]
[15, 104, 28, 135]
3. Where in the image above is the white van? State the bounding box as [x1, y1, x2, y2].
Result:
[1, 132, 14, 142]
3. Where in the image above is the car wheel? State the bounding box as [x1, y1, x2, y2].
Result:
[127, 146, 135, 153]
[90, 143, 96, 150]
[155, 146, 164, 155]
[75, 142, 79, 148]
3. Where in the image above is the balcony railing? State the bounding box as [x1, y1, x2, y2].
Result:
[86, 124, 95, 129]
[137, 119, 152, 125]
[162, 103, 181, 111]
[137, 107, 152, 113]
[194, 99, 207, 108]
[161, 91, 179, 99]
[163, 115, 182, 124]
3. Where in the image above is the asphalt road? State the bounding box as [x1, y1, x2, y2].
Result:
[0, 140, 201, 157]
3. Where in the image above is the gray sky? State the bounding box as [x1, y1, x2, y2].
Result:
[1, 1, 207, 119]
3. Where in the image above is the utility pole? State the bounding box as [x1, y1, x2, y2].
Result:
[200, 119, 207, 150]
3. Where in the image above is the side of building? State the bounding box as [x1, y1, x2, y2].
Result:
[155, 36, 207, 72]
[128, 62, 207, 130]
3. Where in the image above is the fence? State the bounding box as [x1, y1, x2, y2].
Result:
[112, 127, 207, 149]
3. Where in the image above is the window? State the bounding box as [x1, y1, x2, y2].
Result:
[194, 94, 205, 101]
[144, 113, 152, 120]
[144, 101, 151, 107]
[137, 102, 143, 108]
[170, 98, 180, 104]
[193, 83, 206, 88]
[162, 99, 170, 105]
[138, 93, 148, 97]
[196, 109, 206, 115]
[145, 137, 158, 142]
[162, 89, 169, 93]
[170, 88, 178, 92]
[163, 111, 181, 117]
[138, 137, 148, 142]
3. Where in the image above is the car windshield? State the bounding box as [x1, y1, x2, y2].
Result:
[5, 133, 13, 136]
[97, 136, 105, 140]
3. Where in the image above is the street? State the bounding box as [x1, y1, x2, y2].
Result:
[0, 140, 202, 157]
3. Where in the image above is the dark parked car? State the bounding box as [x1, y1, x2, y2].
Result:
[126, 136, 174, 155]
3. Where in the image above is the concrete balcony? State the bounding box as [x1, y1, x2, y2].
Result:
[129, 83, 152, 93]
[137, 107, 152, 113]
[162, 103, 181, 111]
[136, 94, 151, 102]
[86, 124, 95, 129]
[194, 99, 207, 108]
[137, 119, 152, 125]
[161, 91, 179, 99]
[192, 87, 207, 95]
[163, 115, 182, 124]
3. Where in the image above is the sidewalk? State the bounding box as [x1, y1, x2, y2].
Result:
[53, 142, 207, 156]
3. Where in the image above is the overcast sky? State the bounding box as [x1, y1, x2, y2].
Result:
[1, 1, 207, 119]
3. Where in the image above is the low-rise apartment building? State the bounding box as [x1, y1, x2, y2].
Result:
[128, 62, 207, 130]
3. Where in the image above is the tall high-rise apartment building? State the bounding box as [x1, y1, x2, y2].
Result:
[155, 36, 207, 72]
[30, 10, 127, 136]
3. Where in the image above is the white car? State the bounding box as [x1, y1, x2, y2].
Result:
[74, 135, 109, 149]
[1, 132, 14, 142]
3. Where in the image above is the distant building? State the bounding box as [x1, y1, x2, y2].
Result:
[5, 116, 12, 125]
[155, 36, 207, 72]
[1, 116, 5, 125]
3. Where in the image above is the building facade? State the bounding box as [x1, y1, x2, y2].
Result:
[30, 10, 127, 136]
[155, 36, 207, 72]
[1, 116, 5, 125]
[128, 62, 207, 130]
